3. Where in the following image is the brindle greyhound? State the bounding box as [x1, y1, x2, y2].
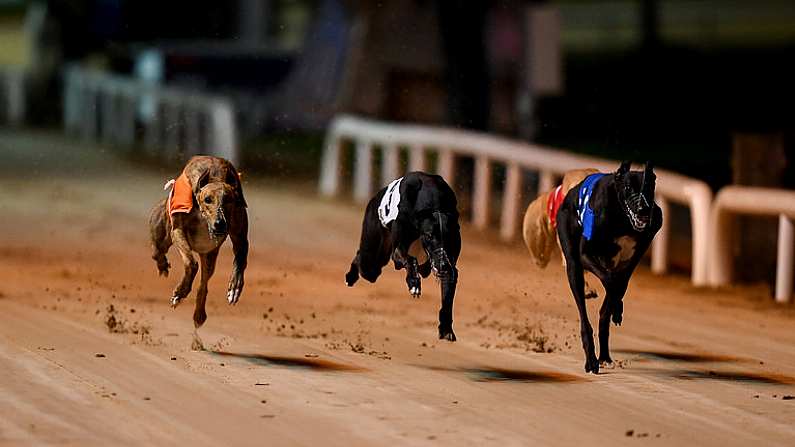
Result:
[148, 155, 248, 328]
[556, 161, 662, 374]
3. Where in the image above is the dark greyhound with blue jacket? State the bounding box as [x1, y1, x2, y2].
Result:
[345, 171, 461, 341]
[556, 161, 662, 373]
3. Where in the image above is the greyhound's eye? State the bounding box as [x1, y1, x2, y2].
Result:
[204, 196, 213, 204]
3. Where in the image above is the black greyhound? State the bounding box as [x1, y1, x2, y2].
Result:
[345, 171, 461, 341]
[556, 161, 662, 374]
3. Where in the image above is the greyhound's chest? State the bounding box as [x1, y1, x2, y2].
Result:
[185, 213, 226, 254]
[585, 235, 638, 271]
[611, 236, 637, 268]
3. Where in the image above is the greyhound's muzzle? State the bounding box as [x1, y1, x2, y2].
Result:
[211, 219, 227, 237]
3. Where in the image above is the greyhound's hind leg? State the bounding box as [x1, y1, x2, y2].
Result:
[149, 200, 172, 276]
[194, 248, 219, 328]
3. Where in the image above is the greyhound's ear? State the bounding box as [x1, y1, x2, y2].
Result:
[193, 170, 210, 195]
[225, 166, 247, 206]
[616, 160, 632, 177]
[642, 161, 657, 194]
[643, 161, 656, 183]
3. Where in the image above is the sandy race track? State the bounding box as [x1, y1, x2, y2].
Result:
[1, 130, 795, 446]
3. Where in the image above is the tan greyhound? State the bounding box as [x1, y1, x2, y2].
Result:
[522, 168, 600, 298]
[148, 155, 248, 328]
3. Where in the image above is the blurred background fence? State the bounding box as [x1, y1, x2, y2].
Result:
[0, 65, 26, 126]
[62, 65, 238, 165]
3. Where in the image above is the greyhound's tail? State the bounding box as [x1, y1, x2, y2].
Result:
[522, 193, 556, 269]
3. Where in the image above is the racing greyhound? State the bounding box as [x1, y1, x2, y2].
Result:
[148, 155, 248, 328]
[556, 161, 662, 374]
[344, 171, 461, 341]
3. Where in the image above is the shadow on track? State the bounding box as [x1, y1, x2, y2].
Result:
[418, 365, 586, 383]
[210, 351, 366, 372]
[614, 349, 747, 363]
[670, 370, 795, 385]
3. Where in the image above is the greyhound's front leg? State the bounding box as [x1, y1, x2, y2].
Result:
[170, 227, 198, 307]
[194, 248, 219, 328]
[392, 248, 421, 298]
[558, 221, 599, 373]
[227, 208, 248, 305]
[406, 256, 421, 298]
[438, 266, 457, 341]
[598, 278, 629, 365]
[345, 252, 361, 287]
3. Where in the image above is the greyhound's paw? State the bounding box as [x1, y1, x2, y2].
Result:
[227, 274, 244, 305]
[345, 269, 359, 287]
[612, 301, 624, 326]
[407, 274, 421, 298]
[226, 288, 242, 305]
[438, 327, 457, 342]
[584, 355, 600, 374]
[170, 296, 183, 308]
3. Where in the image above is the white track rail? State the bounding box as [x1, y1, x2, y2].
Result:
[708, 186, 795, 302]
[62, 66, 238, 165]
[320, 115, 712, 286]
[0, 66, 26, 126]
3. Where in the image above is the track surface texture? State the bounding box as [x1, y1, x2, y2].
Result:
[1, 130, 795, 446]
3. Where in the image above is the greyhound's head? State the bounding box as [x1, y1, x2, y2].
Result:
[615, 161, 656, 232]
[195, 182, 237, 239]
[419, 211, 455, 278]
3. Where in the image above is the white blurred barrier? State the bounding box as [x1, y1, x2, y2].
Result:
[708, 186, 795, 302]
[62, 66, 238, 165]
[0, 66, 26, 126]
[320, 115, 713, 286]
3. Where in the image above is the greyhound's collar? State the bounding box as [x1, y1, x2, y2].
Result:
[547, 185, 565, 228]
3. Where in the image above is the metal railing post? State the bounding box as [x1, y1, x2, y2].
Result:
[500, 163, 523, 240]
[382, 143, 400, 185]
[353, 139, 373, 202]
[651, 195, 670, 274]
[438, 151, 456, 185]
[776, 215, 794, 303]
[409, 144, 426, 172]
[319, 133, 343, 197]
[473, 156, 491, 229]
